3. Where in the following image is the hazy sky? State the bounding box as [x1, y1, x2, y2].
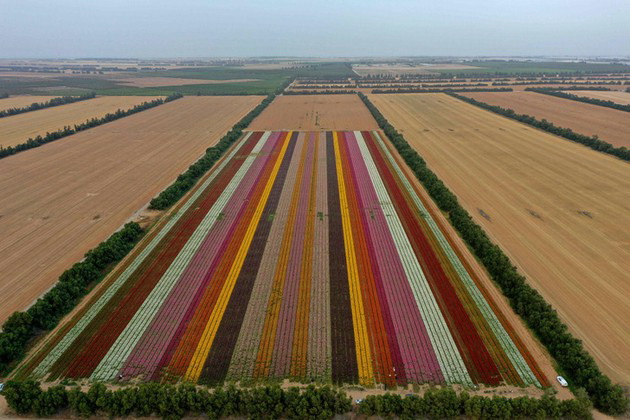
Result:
[1, 0, 628, 58]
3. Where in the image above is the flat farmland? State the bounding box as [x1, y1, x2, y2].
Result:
[248, 95, 379, 131]
[15, 130, 551, 392]
[462, 91, 630, 148]
[0, 95, 57, 112]
[0, 96, 264, 323]
[370, 93, 630, 386]
[0, 96, 157, 148]
[572, 90, 630, 105]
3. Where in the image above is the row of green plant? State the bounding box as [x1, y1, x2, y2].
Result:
[0, 93, 182, 159]
[358, 92, 628, 415]
[358, 388, 592, 419]
[0, 92, 96, 118]
[0, 223, 144, 376]
[371, 87, 513, 94]
[526, 87, 630, 112]
[148, 80, 290, 210]
[0, 92, 8, 99]
[448, 92, 630, 161]
[2, 382, 351, 419]
[493, 80, 624, 86]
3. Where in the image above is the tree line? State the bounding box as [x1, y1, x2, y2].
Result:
[358, 92, 628, 415]
[371, 87, 513, 94]
[526, 88, 630, 112]
[148, 82, 288, 210]
[0, 93, 8, 99]
[0, 223, 144, 376]
[284, 90, 356, 95]
[0, 92, 96, 118]
[2, 381, 594, 419]
[0, 93, 183, 159]
[449, 92, 630, 161]
[2, 382, 351, 419]
[359, 388, 592, 419]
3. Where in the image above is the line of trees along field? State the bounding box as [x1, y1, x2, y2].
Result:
[371, 87, 513, 94]
[449, 93, 630, 161]
[2, 381, 593, 419]
[0, 223, 144, 376]
[0, 92, 96, 118]
[526, 87, 630, 112]
[358, 92, 628, 415]
[0, 93, 183, 159]
[148, 80, 291, 210]
[0, 93, 8, 99]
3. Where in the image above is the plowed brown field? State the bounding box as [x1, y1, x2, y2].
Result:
[370, 93, 630, 386]
[462, 91, 630, 148]
[572, 90, 630, 105]
[248, 94, 379, 130]
[0, 96, 157, 149]
[0, 96, 57, 112]
[0, 96, 263, 323]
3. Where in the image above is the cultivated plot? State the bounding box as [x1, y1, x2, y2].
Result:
[0, 96, 58, 113]
[370, 93, 630, 386]
[462, 91, 630, 148]
[16, 131, 547, 390]
[570, 90, 630, 105]
[248, 95, 379, 131]
[0, 96, 264, 323]
[0, 96, 157, 148]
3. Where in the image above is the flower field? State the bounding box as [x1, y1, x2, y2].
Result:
[16, 130, 548, 388]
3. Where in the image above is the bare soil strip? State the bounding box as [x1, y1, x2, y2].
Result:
[370, 93, 630, 386]
[248, 95, 379, 131]
[0, 96, 263, 323]
[0, 96, 158, 148]
[462, 91, 630, 148]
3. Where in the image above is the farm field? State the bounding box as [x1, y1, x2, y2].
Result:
[571, 90, 630, 104]
[352, 64, 481, 76]
[0, 95, 57, 112]
[15, 130, 549, 390]
[0, 95, 157, 148]
[248, 95, 379, 131]
[369, 93, 630, 386]
[461, 91, 630, 148]
[114, 77, 261, 88]
[0, 96, 264, 323]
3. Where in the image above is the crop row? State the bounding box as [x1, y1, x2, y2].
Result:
[19, 131, 546, 389]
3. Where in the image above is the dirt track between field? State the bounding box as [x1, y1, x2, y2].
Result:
[0, 96, 263, 324]
[370, 93, 630, 386]
[462, 91, 630, 148]
[0, 96, 158, 148]
[248, 95, 379, 131]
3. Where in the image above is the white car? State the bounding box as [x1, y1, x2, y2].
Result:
[0, 383, 4, 393]
[556, 376, 568, 387]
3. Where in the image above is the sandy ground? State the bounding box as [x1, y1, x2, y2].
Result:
[370, 93, 630, 386]
[0, 96, 263, 324]
[115, 77, 260, 87]
[0, 96, 158, 148]
[571, 90, 630, 104]
[462, 91, 630, 148]
[249, 95, 379, 131]
[0, 95, 57, 112]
